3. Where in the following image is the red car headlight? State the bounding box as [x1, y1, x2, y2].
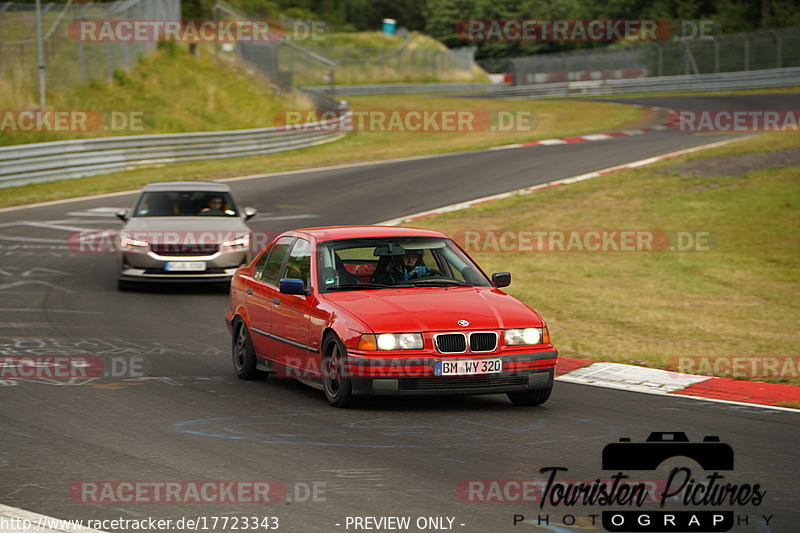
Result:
[504, 327, 549, 346]
[357, 333, 423, 351]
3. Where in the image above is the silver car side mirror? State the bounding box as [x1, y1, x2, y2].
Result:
[243, 207, 258, 221]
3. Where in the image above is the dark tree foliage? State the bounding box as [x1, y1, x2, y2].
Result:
[157, 0, 800, 60]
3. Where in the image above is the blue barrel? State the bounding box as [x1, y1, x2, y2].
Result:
[382, 18, 397, 35]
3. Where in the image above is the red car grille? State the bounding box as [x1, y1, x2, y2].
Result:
[435, 332, 498, 353]
[150, 244, 218, 256]
[435, 334, 467, 353]
[470, 332, 498, 352]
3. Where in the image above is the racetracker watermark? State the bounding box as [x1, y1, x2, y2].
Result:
[0, 110, 144, 133]
[456, 19, 674, 42]
[456, 479, 666, 503]
[669, 110, 800, 132]
[0, 356, 146, 380]
[668, 356, 800, 380]
[70, 481, 285, 504]
[67, 231, 279, 254]
[69, 481, 326, 503]
[274, 110, 536, 133]
[452, 230, 713, 253]
[68, 19, 325, 42]
[269, 355, 555, 379]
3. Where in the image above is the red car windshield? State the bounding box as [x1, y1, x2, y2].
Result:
[317, 237, 491, 291]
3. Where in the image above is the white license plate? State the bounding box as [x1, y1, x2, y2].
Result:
[435, 358, 502, 376]
[164, 261, 206, 272]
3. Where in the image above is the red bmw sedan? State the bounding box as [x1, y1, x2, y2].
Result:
[225, 226, 557, 407]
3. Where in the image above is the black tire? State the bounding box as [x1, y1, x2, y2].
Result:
[232, 319, 268, 380]
[322, 334, 355, 407]
[507, 385, 552, 406]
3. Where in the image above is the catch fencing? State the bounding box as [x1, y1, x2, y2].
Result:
[0, 0, 180, 92]
[212, 1, 337, 110]
[492, 67, 800, 97]
[509, 26, 800, 84]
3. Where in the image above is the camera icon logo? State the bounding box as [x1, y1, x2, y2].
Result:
[602, 432, 734, 471]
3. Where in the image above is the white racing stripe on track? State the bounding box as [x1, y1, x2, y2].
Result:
[0, 504, 105, 533]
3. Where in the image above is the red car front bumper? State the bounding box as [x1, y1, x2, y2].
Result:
[344, 350, 557, 397]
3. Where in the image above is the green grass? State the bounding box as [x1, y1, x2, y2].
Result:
[0, 43, 312, 146]
[301, 31, 488, 84]
[306, 31, 447, 51]
[0, 96, 643, 208]
[401, 132, 800, 385]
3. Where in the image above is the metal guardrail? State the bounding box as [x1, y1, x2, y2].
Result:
[0, 115, 349, 189]
[303, 82, 493, 97]
[491, 67, 800, 98]
[304, 67, 799, 98]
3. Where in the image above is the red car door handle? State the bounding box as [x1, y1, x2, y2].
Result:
[246, 288, 253, 295]
[273, 298, 281, 305]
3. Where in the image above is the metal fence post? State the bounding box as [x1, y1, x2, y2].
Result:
[713, 36, 719, 73]
[740, 33, 750, 71]
[35, 0, 46, 109]
[682, 41, 699, 75]
[770, 29, 781, 68]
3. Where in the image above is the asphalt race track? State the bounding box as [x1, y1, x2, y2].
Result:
[1, 95, 798, 533]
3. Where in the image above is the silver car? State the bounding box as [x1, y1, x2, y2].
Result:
[116, 182, 257, 289]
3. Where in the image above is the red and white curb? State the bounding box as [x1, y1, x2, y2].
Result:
[489, 105, 669, 151]
[556, 357, 800, 412]
[377, 136, 748, 226]
[489, 125, 669, 151]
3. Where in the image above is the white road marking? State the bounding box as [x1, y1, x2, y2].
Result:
[0, 281, 74, 293]
[252, 214, 321, 221]
[20, 221, 95, 233]
[65, 212, 116, 217]
[0, 234, 66, 244]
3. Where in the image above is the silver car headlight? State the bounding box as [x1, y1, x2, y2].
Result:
[504, 327, 543, 346]
[119, 235, 149, 251]
[220, 234, 250, 252]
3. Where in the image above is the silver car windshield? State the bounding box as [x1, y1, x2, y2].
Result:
[133, 191, 239, 217]
[318, 237, 491, 291]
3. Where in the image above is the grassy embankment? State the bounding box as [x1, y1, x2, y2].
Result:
[300, 31, 489, 84]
